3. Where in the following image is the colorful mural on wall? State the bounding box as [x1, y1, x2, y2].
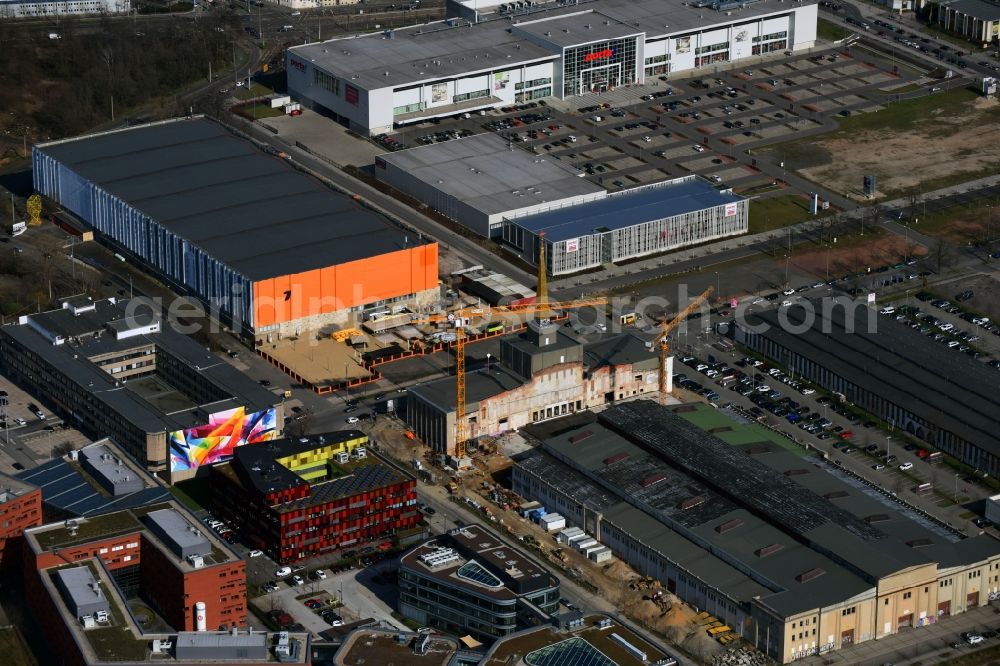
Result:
[169, 406, 278, 472]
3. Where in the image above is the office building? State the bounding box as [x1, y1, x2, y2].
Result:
[22, 500, 283, 665]
[0, 474, 42, 572]
[0, 296, 281, 482]
[210, 432, 420, 563]
[398, 523, 560, 640]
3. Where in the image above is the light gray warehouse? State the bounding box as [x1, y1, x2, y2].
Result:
[503, 176, 748, 274]
[376, 132, 605, 238]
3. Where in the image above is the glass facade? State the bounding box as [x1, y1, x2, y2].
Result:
[562, 36, 640, 97]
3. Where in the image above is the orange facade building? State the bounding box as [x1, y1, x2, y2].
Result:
[253, 243, 438, 331]
[33, 118, 440, 341]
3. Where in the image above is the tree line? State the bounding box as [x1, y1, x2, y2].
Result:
[0, 13, 241, 141]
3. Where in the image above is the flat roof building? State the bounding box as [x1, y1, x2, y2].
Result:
[511, 401, 1000, 664]
[0, 297, 281, 482]
[24, 499, 254, 665]
[933, 0, 1000, 45]
[0, 472, 42, 572]
[288, 0, 817, 135]
[18, 438, 171, 518]
[735, 302, 1000, 479]
[32, 117, 438, 339]
[503, 176, 748, 274]
[398, 524, 560, 640]
[210, 432, 420, 562]
[0, 0, 129, 18]
[376, 133, 606, 238]
[55, 566, 110, 620]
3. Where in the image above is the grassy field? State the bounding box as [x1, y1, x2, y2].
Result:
[234, 102, 285, 119]
[833, 87, 980, 133]
[236, 82, 273, 101]
[748, 195, 814, 233]
[817, 18, 852, 42]
[0, 628, 37, 666]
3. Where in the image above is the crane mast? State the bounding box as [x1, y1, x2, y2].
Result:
[653, 287, 714, 405]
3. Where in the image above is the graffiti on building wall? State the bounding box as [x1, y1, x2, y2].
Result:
[169, 407, 278, 472]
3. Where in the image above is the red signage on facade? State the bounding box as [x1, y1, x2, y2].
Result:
[583, 48, 616, 63]
[345, 84, 359, 106]
[290, 59, 306, 73]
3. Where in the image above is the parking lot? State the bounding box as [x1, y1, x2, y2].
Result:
[674, 348, 990, 537]
[382, 44, 922, 198]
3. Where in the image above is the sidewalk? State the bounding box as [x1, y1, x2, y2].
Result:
[795, 602, 1000, 666]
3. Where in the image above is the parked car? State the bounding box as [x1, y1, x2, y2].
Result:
[248, 550, 263, 558]
[899, 462, 914, 471]
[275, 567, 292, 577]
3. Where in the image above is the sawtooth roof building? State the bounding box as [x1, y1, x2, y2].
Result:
[287, 0, 818, 135]
[734, 302, 1000, 479]
[511, 401, 1000, 664]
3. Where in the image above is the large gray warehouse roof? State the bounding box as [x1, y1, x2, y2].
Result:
[745, 304, 1000, 458]
[938, 0, 1000, 20]
[36, 118, 420, 281]
[293, 0, 814, 90]
[514, 178, 743, 241]
[379, 133, 605, 218]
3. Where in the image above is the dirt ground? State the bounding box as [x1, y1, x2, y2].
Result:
[788, 234, 927, 280]
[799, 97, 1000, 198]
[375, 420, 732, 661]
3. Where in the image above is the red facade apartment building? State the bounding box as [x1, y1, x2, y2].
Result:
[0, 474, 42, 572]
[23, 501, 246, 651]
[210, 432, 419, 563]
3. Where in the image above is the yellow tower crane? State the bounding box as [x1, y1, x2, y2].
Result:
[651, 287, 714, 405]
[411, 233, 605, 459]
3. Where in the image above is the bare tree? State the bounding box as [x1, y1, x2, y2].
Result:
[932, 239, 954, 273]
[284, 408, 313, 438]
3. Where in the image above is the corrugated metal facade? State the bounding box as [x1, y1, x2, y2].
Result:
[33, 148, 255, 329]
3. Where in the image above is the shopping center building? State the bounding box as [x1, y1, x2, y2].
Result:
[288, 0, 818, 135]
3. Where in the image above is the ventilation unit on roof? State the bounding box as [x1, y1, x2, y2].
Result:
[419, 547, 459, 568]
